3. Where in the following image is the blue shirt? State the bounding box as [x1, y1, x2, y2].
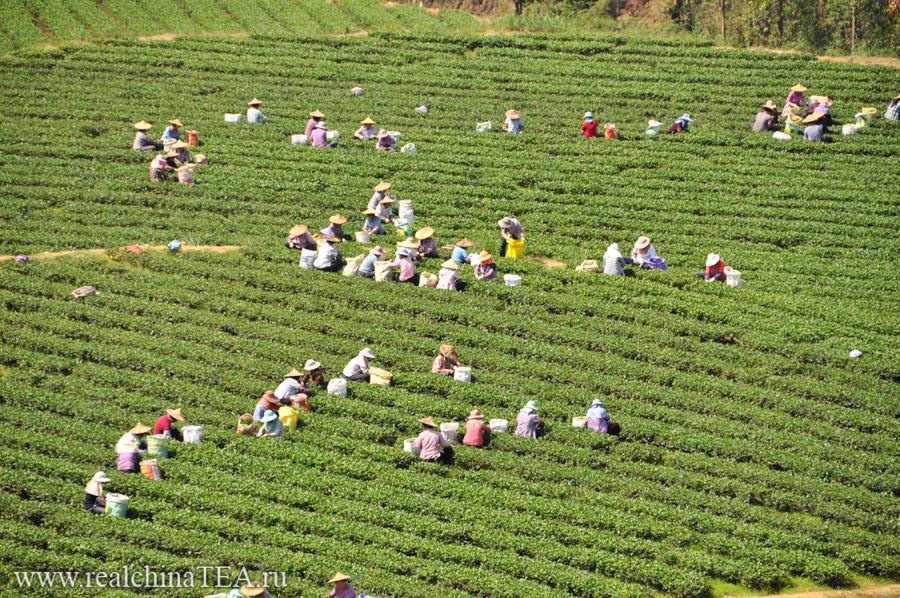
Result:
[246, 108, 265, 123]
[359, 253, 378, 276]
[451, 246, 468, 264]
[803, 124, 824, 142]
[162, 126, 180, 141]
[363, 216, 384, 234]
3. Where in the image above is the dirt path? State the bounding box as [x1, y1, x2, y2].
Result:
[727, 584, 900, 598]
[0, 244, 241, 262]
[714, 44, 900, 69]
[528, 256, 567, 269]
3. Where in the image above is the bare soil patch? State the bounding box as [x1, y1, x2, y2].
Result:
[727, 584, 900, 598]
[529, 256, 567, 269]
[0, 244, 242, 262]
[715, 44, 899, 69]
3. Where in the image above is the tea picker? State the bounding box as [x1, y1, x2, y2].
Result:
[238, 581, 271, 597]
[375, 129, 396, 152]
[256, 410, 284, 438]
[254, 391, 286, 422]
[306, 109, 325, 137]
[132, 121, 161, 151]
[413, 417, 453, 464]
[148, 151, 175, 182]
[328, 572, 356, 598]
[472, 251, 497, 281]
[161, 118, 183, 142]
[311, 121, 337, 148]
[362, 208, 385, 236]
[321, 214, 351, 241]
[367, 181, 392, 210]
[432, 344, 462, 376]
[514, 401, 544, 438]
[581, 112, 598, 137]
[354, 117, 378, 140]
[153, 408, 185, 441]
[286, 224, 316, 251]
[885, 94, 900, 120]
[783, 84, 808, 115]
[803, 111, 826, 142]
[436, 259, 460, 291]
[502, 109, 524, 133]
[301, 359, 326, 393]
[342, 348, 376, 382]
[497, 217, 524, 258]
[603, 243, 635, 277]
[274, 368, 304, 401]
[358, 246, 386, 278]
[375, 196, 395, 222]
[751, 101, 779, 132]
[630, 236, 658, 267]
[246, 98, 266, 123]
[667, 113, 692, 133]
[414, 227, 439, 258]
[115, 423, 151, 473]
[463, 409, 492, 447]
[808, 95, 834, 126]
[585, 399, 620, 435]
[451, 238, 474, 264]
[696, 253, 729, 282]
[387, 246, 418, 284]
[83, 471, 111, 514]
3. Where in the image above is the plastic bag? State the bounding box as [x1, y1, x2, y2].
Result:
[374, 261, 394, 282]
[400, 143, 417, 154]
[342, 254, 366, 277]
[476, 121, 492, 133]
[327, 378, 347, 397]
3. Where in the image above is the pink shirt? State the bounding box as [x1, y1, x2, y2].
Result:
[388, 256, 415, 281]
[432, 354, 455, 375]
[305, 118, 317, 137]
[463, 420, 490, 446]
[414, 428, 449, 460]
[515, 412, 541, 438]
[437, 268, 458, 291]
[330, 584, 355, 598]
[311, 128, 328, 147]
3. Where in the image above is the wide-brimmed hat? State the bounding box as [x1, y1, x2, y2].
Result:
[329, 214, 348, 225]
[261, 409, 278, 423]
[360, 348, 375, 359]
[309, 109, 325, 118]
[129, 423, 152, 435]
[377, 128, 392, 138]
[786, 114, 804, 125]
[304, 359, 321, 371]
[634, 236, 651, 250]
[414, 227, 434, 240]
[647, 119, 662, 127]
[363, 208, 377, 215]
[172, 140, 189, 149]
[396, 247, 411, 258]
[398, 239, 418, 250]
[861, 107, 878, 115]
[360, 117, 376, 125]
[439, 344, 455, 357]
[678, 113, 692, 122]
[455, 238, 474, 248]
[468, 409, 484, 420]
[583, 111, 593, 120]
[289, 224, 308, 237]
[260, 391, 279, 407]
[91, 471, 112, 483]
[165, 408, 185, 422]
[241, 582, 268, 596]
[475, 250, 493, 265]
[247, 98, 262, 106]
[522, 400, 538, 413]
[790, 84, 807, 92]
[591, 398, 604, 406]
[284, 368, 302, 379]
[164, 150, 179, 158]
[441, 259, 459, 270]
[816, 96, 832, 106]
[328, 573, 351, 584]
[133, 120, 152, 130]
[374, 181, 391, 192]
[168, 118, 183, 127]
[371, 245, 386, 257]
[762, 100, 777, 111]
[313, 233, 333, 242]
[802, 112, 824, 123]
[505, 109, 520, 118]
[705, 253, 721, 267]
[378, 197, 396, 205]
[417, 417, 437, 428]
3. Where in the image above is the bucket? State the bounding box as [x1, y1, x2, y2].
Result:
[327, 378, 347, 397]
[489, 418, 508, 433]
[355, 230, 370, 243]
[572, 416, 587, 428]
[440, 422, 459, 444]
[476, 121, 492, 133]
[291, 134, 308, 146]
[299, 248, 317, 269]
[278, 406, 299, 433]
[105, 493, 130, 517]
[292, 394, 311, 412]
[117, 452, 139, 472]
[400, 143, 417, 154]
[326, 130, 340, 141]
[183, 425, 203, 444]
[398, 200, 414, 225]
[140, 459, 162, 480]
[504, 274, 522, 287]
[418, 272, 437, 288]
[403, 438, 420, 456]
[506, 239, 525, 259]
[369, 367, 393, 386]
[187, 130, 199, 148]
[224, 113, 241, 123]
[146, 434, 169, 458]
[724, 267, 743, 288]
[453, 366, 471, 383]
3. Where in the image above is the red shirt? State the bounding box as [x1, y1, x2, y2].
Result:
[582, 120, 598, 137]
[153, 414, 174, 435]
[705, 261, 727, 279]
